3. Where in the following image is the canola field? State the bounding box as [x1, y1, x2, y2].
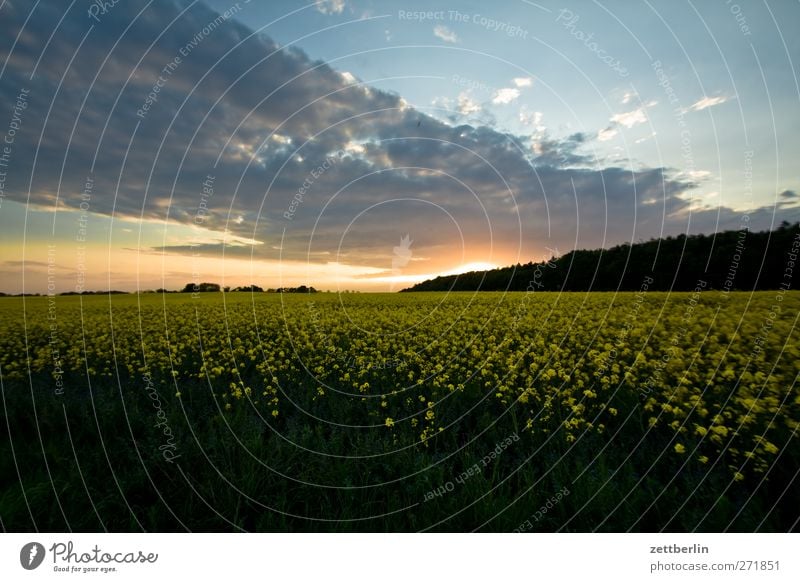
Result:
[0, 290, 798, 531]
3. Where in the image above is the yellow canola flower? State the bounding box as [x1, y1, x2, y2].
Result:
[711, 425, 729, 438]
[4, 288, 797, 486]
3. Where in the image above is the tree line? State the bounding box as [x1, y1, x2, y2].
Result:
[178, 284, 320, 293]
[1, 285, 321, 297]
[402, 222, 800, 292]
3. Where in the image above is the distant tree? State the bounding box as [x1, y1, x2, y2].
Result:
[272, 285, 317, 293]
[232, 285, 264, 293]
[181, 282, 220, 293]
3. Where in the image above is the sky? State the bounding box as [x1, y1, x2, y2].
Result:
[0, 0, 798, 293]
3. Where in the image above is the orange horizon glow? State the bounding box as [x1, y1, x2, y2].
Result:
[1, 242, 506, 294]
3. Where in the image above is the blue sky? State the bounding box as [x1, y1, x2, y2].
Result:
[205, 0, 800, 209]
[0, 0, 798, 292]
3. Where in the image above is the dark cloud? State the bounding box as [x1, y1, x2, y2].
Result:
[1, 0, 796, 271]
[2, 260, 68, 269]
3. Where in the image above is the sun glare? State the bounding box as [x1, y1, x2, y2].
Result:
[443, 262, 499, 275]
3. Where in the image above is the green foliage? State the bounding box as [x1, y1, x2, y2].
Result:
[403, 222, 800, 292]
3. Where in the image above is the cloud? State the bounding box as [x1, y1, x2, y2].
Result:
[316, 0, 345, 15]
[431, 92, 489, 122]
[492, 88, 521, 105]
[2, 260, 69, 270]
[433, 25, 458, 43]
[610, 108, 648, 128]
[690, 95, 727, 111]
[685, 170, 712, 182]
[457, 92, 482, 115]
[597, 128, 618, 142]
[594, 101, 658, 141]
[780, 189, 798, 199]
[340, 71, 357, 84]
[512, 77, 533, 88]
[634, 132, 656, 144]
[519, 107, 544, 130]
